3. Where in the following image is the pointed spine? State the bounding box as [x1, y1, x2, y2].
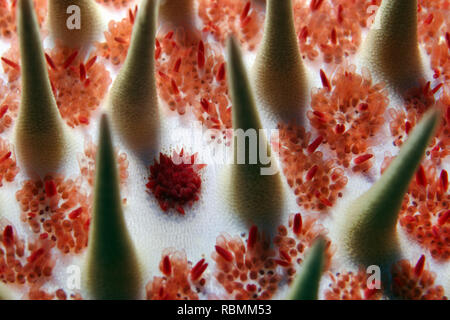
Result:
[108, 0, 160, 155]
[14, 0, 70, 174]
[339, 109, 441, 266]
[48, 0, 102, 48]
[288, 237, 326, 300]
[84, 115, 141, 300]
[0, 283, 13, 300]
[360, 0, 424, 92]
[252, 0, 308, 126]
[226, 37, 283, 232]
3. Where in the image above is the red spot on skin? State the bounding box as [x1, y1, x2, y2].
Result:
[79, 63, 86, 81]
[299, 26, 308, 42]
[200, 98, 210, 112]
[364, 287, 378, 299]
[215, 245, 233, 262]
[191, 259, 208, 281]
[63, 51, 78, 69]
[310, 0, 324, 11]
[198, 41, 205, 69]
[320, 197, 333, 207]
[247, 225, 258, 250]
[431, 83, 443, 95]
[128, 8, 135, 24]
[424, 14, 434, 25]
[337, 5, 343, 24]
[320, 69, 331, 91]
[438, 210, 450, 226]
[45, 53, 57, 70]
[44, 180, 57, 198]
[446, 32, 450, 49]
[164, 31, 174, 40]
[274, 259, 290, 267]
[358, 103, 369, 111]
[68, 207, 83, 220]
[0, 105, 8, 119]
[331, 28, 337, 45]
[279, 249, 291, 262]
[240, 1, 251, 21]
[79, 115, 89, 124]
[293, 213, 302, 235]
[39, 233, 48, 240]
[162, 255, 172, 276]
[306, 165, 319, 181]
[414, 255, 425, 277]
[173, 58, 181, 73]
[1, 57, 20, 70]
[440, 170, 448, 192]
[114, 37, 127, 44]
[0, 151, 11, 163]
[405, 121, 412, 135]
[216, 63, 226, 81]
[27, 248, 44, 263]
[335, 124, 345, 134]
[2, 225, 14, 246]
[176, 206, 185, 215]
[307, 136, 323, 153]
[171, 79, 179, 95]
[354, 154, 373, 165]
[416, 165, 427, 187]
[85, 56, 97, 70]
[246, 284, 257, 292]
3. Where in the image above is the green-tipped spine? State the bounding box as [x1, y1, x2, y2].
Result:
[108, 0, 160, 155]
[84, 115, 141, 300]
[226, 36, 283, 232]
[15, 0, 70, 174]
[339, 108, 441, 266]
[252, 0, 308, 126]
[360, 0, 423, 92]
[288, 237, 326, 300]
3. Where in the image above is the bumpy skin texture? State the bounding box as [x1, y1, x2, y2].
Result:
[108, 0, 160, 157]
[84, 115, 142, 300]
[360, 0, 424, 92]
[288, 237, 326, 300]
[225, 37, 284, 233]
[48, 0, 102, 48]
[252, 0, 309, 127]
[14, 0, 71, 175]
[339, 109, 441, 268]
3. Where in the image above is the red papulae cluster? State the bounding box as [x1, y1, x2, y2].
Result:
[198, 0, 263, 51]
[391, 255, 447, 299]
[145, 248, 208, 300]
[276, 123, 348, 211]
[294, 0, 381, 64]
[212, 213, 332, 299]
[146, 149, 206, 215]
[15, 175, 91, 254]
[308, 65, 389, 171]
